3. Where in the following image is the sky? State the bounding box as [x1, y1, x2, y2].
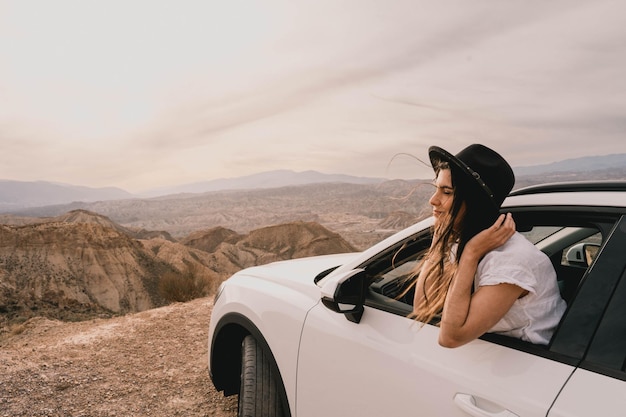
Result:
[1, 0, 625, 193]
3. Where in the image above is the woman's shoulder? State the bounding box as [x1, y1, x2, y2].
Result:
[481, 232, 547, 268]
[501, 232, 543, 255]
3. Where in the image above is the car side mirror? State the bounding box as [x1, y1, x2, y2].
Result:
[583, 243, 600, 266]
[566, 242, 601, 268]
[320, 269, 367, 323]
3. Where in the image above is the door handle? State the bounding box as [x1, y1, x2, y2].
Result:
[454, 393, 519, 417]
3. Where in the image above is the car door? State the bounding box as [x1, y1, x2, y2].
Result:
[297, 302, 575, 417]
[548, 215, 626, 416]
[296, 222, 576, 416]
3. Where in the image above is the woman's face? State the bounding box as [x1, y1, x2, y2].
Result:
[429, 169, 454, 223]
[429, 168, 465, 228]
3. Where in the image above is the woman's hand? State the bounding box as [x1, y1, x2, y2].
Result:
[464, 213, 516, 261]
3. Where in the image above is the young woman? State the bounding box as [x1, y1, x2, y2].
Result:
[410, 144, 566, 348]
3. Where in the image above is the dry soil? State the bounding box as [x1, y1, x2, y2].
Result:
[0, 298, 238, 417]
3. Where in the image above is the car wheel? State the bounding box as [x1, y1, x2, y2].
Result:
[238, 335, 287, 417]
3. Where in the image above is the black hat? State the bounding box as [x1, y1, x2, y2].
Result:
[428, 144, 515, 210]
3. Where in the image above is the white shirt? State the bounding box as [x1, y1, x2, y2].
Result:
[474, 232, 567, 345]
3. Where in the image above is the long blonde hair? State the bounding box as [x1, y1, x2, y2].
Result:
[408, 161, 465, 325]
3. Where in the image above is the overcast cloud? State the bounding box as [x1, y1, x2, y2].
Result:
[0, 0, 624, 192]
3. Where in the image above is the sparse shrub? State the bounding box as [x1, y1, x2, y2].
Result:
[157, 264, 214, 303]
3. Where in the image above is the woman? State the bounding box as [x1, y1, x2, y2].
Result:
[411, 144, 566, 348]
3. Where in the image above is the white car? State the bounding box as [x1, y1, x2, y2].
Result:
[208, 181, 626, 417]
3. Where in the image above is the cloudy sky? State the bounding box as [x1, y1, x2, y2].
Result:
[1, 0, 624, 193]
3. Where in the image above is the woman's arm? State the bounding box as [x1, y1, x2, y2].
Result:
[438, 213, 525, 348]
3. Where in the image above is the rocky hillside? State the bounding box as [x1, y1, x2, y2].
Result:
[0, 210, 356, 331]
[182, 222, 356, 276]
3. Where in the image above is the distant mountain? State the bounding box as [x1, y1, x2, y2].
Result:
[1, 154, 624, 213]
[141, 155, 626, 198]
[513, 153, 626, 176]
[140, 169, 385, 197]
[0, 180, 133, 212]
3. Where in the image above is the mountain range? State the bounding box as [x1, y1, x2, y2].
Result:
[140, 169, 386, 197]
[2, 153, 623, 212]
[0, 180, 133, 211]
[513, 153, 626, 176]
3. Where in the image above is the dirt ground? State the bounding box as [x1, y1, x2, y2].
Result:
[0, 298, 238, 417]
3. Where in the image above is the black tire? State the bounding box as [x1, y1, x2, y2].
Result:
[238, 335, 288, 417]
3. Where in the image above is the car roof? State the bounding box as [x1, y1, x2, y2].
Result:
[504, 181, 626, 210]
[509, 180, 626, 196]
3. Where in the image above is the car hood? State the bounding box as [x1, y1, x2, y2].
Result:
[233, 252, 361, 299]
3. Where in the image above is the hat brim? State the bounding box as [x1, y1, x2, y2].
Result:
[428, 145, 498, 209]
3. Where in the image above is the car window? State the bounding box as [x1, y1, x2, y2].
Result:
[572, 217, 626, 380]
[519, 226, 562, 244]
[582, 266, 626, 380]
[548, 214, 625, 361]
[363, 229, 431, 315]
[367, 234, 429, 299]
[519, 225, 602, 304]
